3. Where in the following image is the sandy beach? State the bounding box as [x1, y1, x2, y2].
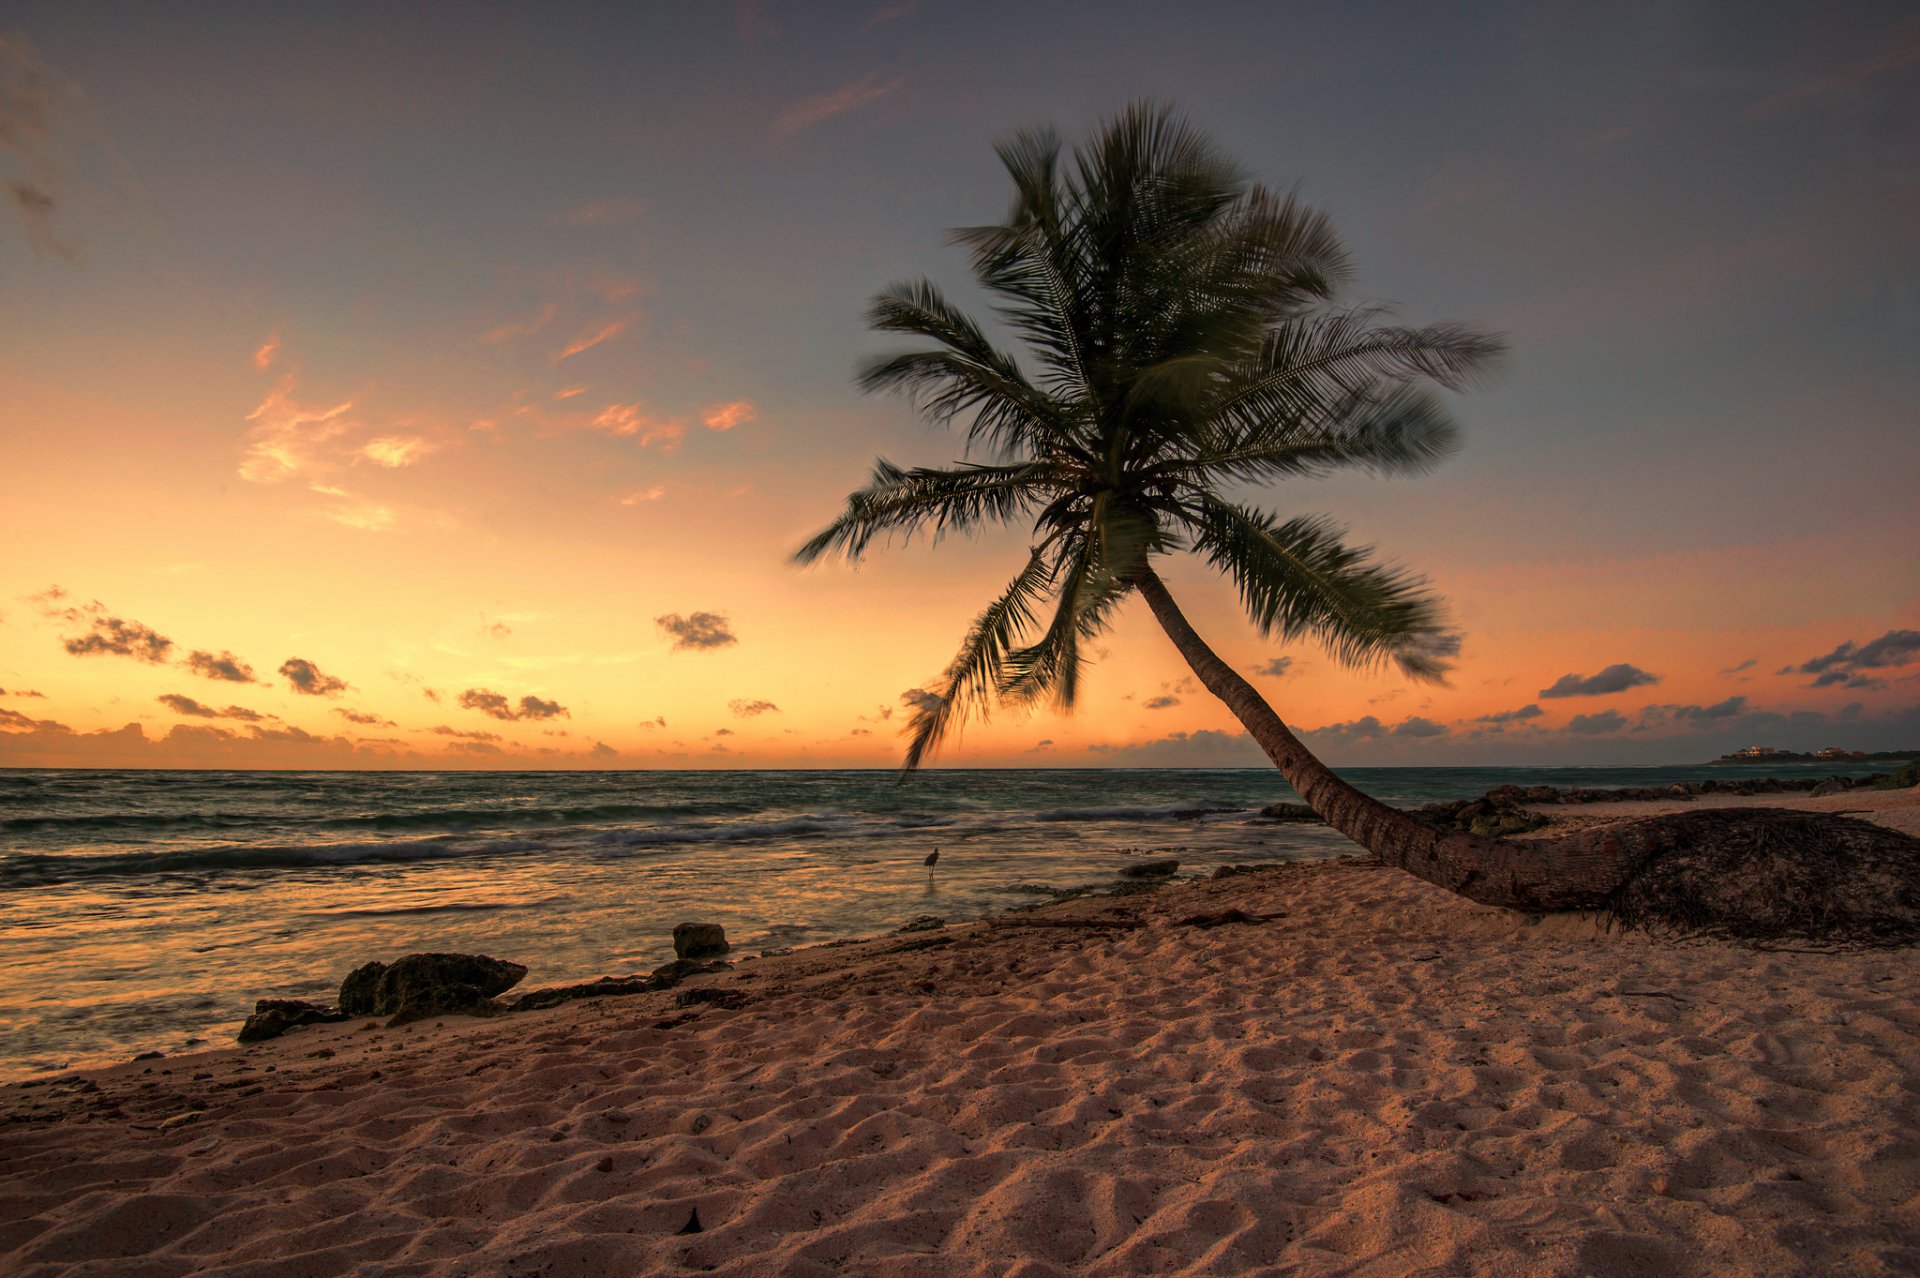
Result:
[4, 787, 1917, 1277]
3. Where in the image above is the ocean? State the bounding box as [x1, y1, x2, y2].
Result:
[0, 762, 1893, 1081]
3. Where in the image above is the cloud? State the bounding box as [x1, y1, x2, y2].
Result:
[1252, 657, 1294, 678]
[63, 612, 172, 663]
[239, 376, 356, 484]
[1537, 663, 1661, 699]
[1719, 658, 1757, 676]
[251, 332, 280, 370]
[588, 403, 684, 449]
[551, 317, 631, 364]
[1392, 716, 1448, 738]
[702, 401, 756, 432]
[728, 698, 779, 717]
[1644, 695, 1750, 724]
[637, 715, 666, 729]
[1778, 629, 1920, 688]
[157, 694, 265, 722]
[1566, 710, 1630, 735]
[185, 649, 256, 683]
[657, 612, 737, 651]
[590, 740, 618, 758]
[479, 303, 558, 345]
[1087, 729, 1262, 766]
[1748, 17, 1920, 118]
[713, 727, 734, 737]
[1474, 704, 1543, 725]
[773, 72, 902, 138]
[899, 688, 944, 715]
[1, 707, 69, 732]
[483, 620, 512, 639]
[0, 32, 136, 262]
[279, 657, 348, 697]
[1142, 695, 1181, 710]
[551, 198, 646, 226]
[360, 436, 439, 468]
[9, 177, 69, 258]
[458, 688, 570, 721]
[1301, 715, 1387, 744]
[334, 708, 396, 727]
[864, 1, 920, 28]
[0, 687, 47, 698]
[429, 725, 501, 742]
[620, 485, 667, 505]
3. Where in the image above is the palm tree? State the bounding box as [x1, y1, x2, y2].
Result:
[795, 104, 1914, 920]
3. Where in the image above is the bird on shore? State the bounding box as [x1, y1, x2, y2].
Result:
[924, 847, 939, 880]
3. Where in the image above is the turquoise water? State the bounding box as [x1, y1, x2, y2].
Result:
[0, 763, 1894, 1080]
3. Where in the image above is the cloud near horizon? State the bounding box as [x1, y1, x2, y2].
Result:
[157, 694, 266, 721]
[1778, 629, 1920, 690]
[1566, 709, 1630, 735]
[62, 611, 173, 663]
[279, 657, 348, 697]
[1538, 663, 1661, 699]
[185, 649, 256, 683]
[656, 612, 736, 650]
[728, 698, 779, 717]
[458, 688, 569, 721]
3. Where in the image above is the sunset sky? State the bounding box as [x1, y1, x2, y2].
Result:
[2, 2, 1915, 770]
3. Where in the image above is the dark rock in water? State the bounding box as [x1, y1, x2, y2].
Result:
[674, 987, 751, 1011]
[1809, 777, 1851, 798]
[238, 998, 351, 1043]
[512, 974, 664, 1012]
[337, 953, 527, 1026]
[1260, 802, 1322, 822]
[338, 962, 388, 1016]
[1005, 882, 1065, 895]
[1120, 859, 1180, 879]
[1873, 762, 1919, 790]
[893, 915, 945, 934]
[650, 957, 732, 987]
[672, 922, 731, 960]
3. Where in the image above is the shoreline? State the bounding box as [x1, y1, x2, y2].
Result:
[4, 786, 1917, 1275]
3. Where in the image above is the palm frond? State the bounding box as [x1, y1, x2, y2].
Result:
[1163, 384, 1460, 486]
[1190, 497, 1455, 682]
[793, 459, 1062, 564]
[902, 547, 1060, 771]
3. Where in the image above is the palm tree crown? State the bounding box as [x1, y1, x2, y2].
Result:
[798, 103, 1504, 769]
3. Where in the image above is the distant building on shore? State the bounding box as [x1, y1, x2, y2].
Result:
[1730, 745, 1789, 759]
[1816, 746, 1868, 761]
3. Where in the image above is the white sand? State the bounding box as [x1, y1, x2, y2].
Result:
[3, 788, 1916, 1276]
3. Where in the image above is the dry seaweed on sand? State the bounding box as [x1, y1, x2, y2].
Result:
[1605, 808, 1920, 949]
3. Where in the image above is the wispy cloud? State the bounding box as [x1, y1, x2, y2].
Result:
[620, 485, 667, 505]
[728, 698, 779, 717]
[62, 611, 173, 663]
[589, 403, 683, 449]
[239, 377, 357, 485]
[479, 303, 558, 345]
[550, 197, 646, 226]
[1749, 17, 1920, 118]
[773, 72, 902, 138]
[550, 316, 632, 364]
[251, 332, 281, 370]
[864, 1, 920, 30]
[359, 435, 439, 468]
[702, 400, 757, 432]
[1566, 710, 1629, 735]
[334, 708, 395, 727]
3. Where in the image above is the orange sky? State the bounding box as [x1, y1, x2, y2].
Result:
[2, 7, 1916, 769]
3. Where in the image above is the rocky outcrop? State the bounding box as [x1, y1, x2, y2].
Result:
[510, 975, 663, 1012]
[1259, 802, 1323, 822]
[237, 999, 351, 1043]
[893, 915, 945, 934]
[337, 953, 528, 1026]
[1120, 859, 1180, 878]
[672, 922, 731, 960]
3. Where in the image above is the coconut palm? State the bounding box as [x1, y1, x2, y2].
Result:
[796, 104, 1919, 922]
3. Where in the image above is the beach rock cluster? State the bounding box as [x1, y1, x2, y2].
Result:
[237, 999, 351, 1043]
[1413, 774, 1897, 838]
[672, 922, 731, 960]
[338, 953, 529, 1026]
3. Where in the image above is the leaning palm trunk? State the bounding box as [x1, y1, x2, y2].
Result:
[1135, 567, 1640, 910]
